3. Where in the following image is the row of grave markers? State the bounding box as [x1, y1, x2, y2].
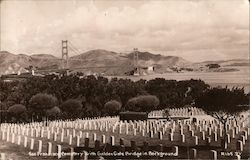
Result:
[0, 107, 249, 159]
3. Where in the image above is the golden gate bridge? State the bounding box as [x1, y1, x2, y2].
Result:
[35, 40, 140, 75]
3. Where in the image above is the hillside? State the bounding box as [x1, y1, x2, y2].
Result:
[0, 51, 31, 74]
[68, 49, 132, 75]
[126, 52, 190, 66]
[197, 59, 249, 67]
[0, 50, 247, 75]
[125, 52, 191, 73]
[30, 54, 61, 70]
[0, 51, 61, 74]
[68, 50, 192, 75]
[190, 59, 249, 72]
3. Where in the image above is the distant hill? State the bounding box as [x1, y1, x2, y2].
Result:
[126, 51, 190, 66]
[0, 51, 61, 74]
[68, 50, 192, 75]
[125, 51, 191, 73]
[69, 49, 132, 75]
[189, 59, 249, 72]
[197, 59, 249, 67]
[0, 50, 248, 75]
[30, 54, 58, 59]
[0, 51, 31, 74]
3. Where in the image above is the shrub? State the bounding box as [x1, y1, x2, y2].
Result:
[46, 106, 61, 118]
[29, 93, 58, 110]
[206, 63, 220, 69]
[126, 95, 159, 112]
[61, 99, 83, 118]
[29, 93, 58, 121]
[104, 100, 122, 116]
[8, 104, 27, 122]
[8, 104, 27, 115]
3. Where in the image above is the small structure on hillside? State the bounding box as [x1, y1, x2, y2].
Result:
[147, 66, 154, 71]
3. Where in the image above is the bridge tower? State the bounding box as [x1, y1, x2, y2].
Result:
[61, 40, 69, 69]
[133, 48, 139, 75]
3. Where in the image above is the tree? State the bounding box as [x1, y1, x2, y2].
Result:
[46, 106, 61, 119]
[195, 87, 249, 147]
[61, 99, 83, 119]
[126, 95, 160, 112]
[177, 79, 209, 106]
[8, 104, 27, 122]
[29, 93, 58, 120]
[145, 78, 180, 108]
[29, 93, 58, 110]
[104, 100, 122, 116]
[145, 78, 209, 108]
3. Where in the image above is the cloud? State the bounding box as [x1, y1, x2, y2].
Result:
[1, 0, 249, 62]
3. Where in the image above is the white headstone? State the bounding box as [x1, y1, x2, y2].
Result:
[11, 133, 15, 143]
[73, 129, 76, 137]
[17, 135, 21, 145]
[70, 147, 74, 160]
[226, 134, 230, 143]
[38, 140, 42, 153]
[57, 145, 62, 159]
[174, 146, 178, 155]
[142, 129, 145, 137]
[93, 133, 97, 141]
[77, 136, 80, 147]
[53, 133, 57, 141]
[0, 153, 6, 160]
[214, 132, 218, 141]
[60, 131, 64, 142]
[219, 128, 223, 137]
[133, 129, 136, 136]
[236, 154, 241, 160]
[232, 129, 235, 138]
[194, 136, 198, 145]
[41, 129, 44, 138]
[6, 131, 9, 142]
[191, 148, 197, 159]
[69, 135, 72, 145]
[181, 134, 185, 143]
[47, 130, 51, 140]
[191, 130, 194, 137]
[149, 130, 153, 138]
[158, 131, 163, 140]
[79, 131, 83, 138]
[102, 135, 106, 144]
[211, 150, 217, 160]
[47, 142, 52, 155]
[24, 136, 28, 147]
[30, 138, 34, 150]
[241, 135, 245, 145]
[110, 136, 115, 146]
[169, 133, 174, 141]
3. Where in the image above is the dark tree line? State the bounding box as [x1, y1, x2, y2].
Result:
[0, 74, 248, 122]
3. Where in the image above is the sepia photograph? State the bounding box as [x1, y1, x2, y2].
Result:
[0, 0, 249, 159]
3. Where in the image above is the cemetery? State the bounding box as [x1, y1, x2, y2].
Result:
[1, 0, 249, 159]
[0, 107, 249, 160]
[0, 75, 249, 159]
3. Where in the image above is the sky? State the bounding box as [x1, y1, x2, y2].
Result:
[0, 0, 249, 62]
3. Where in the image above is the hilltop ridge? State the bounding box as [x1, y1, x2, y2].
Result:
[0, 50, 248, 75]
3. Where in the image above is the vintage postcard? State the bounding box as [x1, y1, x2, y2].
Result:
[0, 0, 249, 159]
